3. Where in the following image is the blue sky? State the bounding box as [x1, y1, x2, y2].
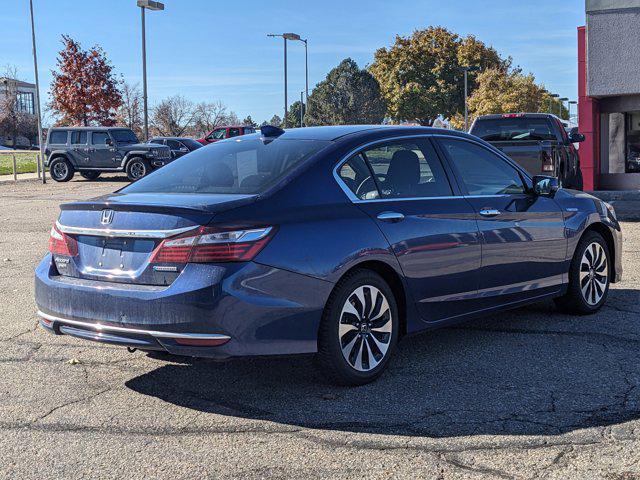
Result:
[2, 0, 585, 123]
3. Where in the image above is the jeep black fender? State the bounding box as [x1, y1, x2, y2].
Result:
[120, 151, 151, 168]
[46, 150, 72, 167]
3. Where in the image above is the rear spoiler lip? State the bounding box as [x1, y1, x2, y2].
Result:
[59, 194, 260, 215]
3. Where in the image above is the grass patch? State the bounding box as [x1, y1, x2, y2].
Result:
[0, 152, 42, 175]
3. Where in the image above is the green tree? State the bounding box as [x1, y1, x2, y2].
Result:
[369, 26, 508, 125]
[264, 114, 282, 127]
[450, 68, 567, 129]
[285, 101, 306, 128]
[242, 115, 257, 127]
[305, 58, 386, 126]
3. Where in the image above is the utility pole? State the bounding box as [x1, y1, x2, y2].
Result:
[29, 0, 45, 184]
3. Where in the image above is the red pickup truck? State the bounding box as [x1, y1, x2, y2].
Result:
[196, 125, 256, 145]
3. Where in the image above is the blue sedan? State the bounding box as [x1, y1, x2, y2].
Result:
[35, 125, 623, 385]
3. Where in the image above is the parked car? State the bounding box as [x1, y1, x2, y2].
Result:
[196, 125, 256, 145]
[35, 125, 622, 385]
[470, 113, 585, 190]
[44, 127, 171, 182]
[148, 136, 202, 160]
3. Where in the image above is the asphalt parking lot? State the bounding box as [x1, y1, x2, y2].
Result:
[1, 176, 639, 479]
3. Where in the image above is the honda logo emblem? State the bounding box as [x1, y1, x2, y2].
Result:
[100, 209, 114, 225]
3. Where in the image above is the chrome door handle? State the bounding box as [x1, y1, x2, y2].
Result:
[479, 208, 501, 217]
[377, 211, 405, 223]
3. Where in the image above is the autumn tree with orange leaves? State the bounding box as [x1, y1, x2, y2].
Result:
[50, 35, 122, 126]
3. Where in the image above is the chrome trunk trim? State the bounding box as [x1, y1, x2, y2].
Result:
[55, 221, 194, 239]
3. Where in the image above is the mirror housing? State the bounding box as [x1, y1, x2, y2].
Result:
[533, 175, 560, 197]
[568, 128, 585, 143]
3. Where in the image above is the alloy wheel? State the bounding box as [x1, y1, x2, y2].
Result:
[339, 285, 392, 372]
[579, 242, 608, 306]
[130, 161, 145, 179]
[52, 162, 68, 179]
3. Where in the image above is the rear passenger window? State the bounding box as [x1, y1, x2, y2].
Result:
[71, 131, 87, 144]
[359, 140, 452, 199]
[339, 154, 379, 200]
[439, 138, 526, 195]
[49, 131, 68, 144]
[91, 132, 109, 145]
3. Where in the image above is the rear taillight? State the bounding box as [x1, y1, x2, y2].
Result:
[48, 223, 78, 256]
[542, 150, 555, 172]
[150, 226, 274, 264]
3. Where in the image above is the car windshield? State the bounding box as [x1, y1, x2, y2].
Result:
[471, 118, 556, 141]
[112, 129, 139, 144]
[181, 138, 203, 150]
[121, 136, 331, 194]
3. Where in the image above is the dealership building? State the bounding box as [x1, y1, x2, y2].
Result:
[579, 0, 640, 190]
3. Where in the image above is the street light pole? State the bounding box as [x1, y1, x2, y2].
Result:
[137, 0, 164, 141]
[300, 91, 304, 128]
[303, 39, 308, 107]
[548, 93, 559, 114]
[29, 0, 45, 184]
[559, 97, 569, 119]
[268, 33, 306, 129]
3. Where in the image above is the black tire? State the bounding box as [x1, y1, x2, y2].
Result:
[80, 171, 101, 181]
[49, 157, 74, 182]
[317, 269, 399, 386]
[554, 231, 611, 315]
[126, 157, 150, 182]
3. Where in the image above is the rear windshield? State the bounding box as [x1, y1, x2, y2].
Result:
[112, 129, 139, 144]
[471, 118, 557, 141]
[122, 136, 331, 194]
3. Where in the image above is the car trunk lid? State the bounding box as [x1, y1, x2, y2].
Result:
[54, 193, 257, 285]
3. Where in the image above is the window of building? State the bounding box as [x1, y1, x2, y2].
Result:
[16, 92, 35, 115]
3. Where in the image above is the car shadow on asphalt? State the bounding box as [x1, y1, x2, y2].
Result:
[126, 289, 640, 437]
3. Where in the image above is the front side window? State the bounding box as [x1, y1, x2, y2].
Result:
[49, 131, 68, 145]
[122, 137, 331, 195]
[209, 129, 226, 140]
[91, 132, 110, 145]
[354, 139, 453, 199]
[228, 128, 241, 138]
[439, 138, 526, 195]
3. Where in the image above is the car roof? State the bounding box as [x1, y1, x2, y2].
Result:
[474, 113, 557, 120]
[265, 125, 472, 141]
[49, 126, 132, 131]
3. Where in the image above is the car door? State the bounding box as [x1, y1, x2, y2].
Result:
[69, 131, 89, 166]
[90, 131, 115, 167]
[435, 137, 566, 306]
[336, 137, 482, 322]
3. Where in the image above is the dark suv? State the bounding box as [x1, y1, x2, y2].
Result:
[45, 127, 171, 182]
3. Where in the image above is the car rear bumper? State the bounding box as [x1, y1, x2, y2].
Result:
[35, 254, 333, 358]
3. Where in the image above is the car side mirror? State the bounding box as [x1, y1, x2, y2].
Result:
[568, 132, 585, 143]
[105, 138, 113, 146]
[533, 175, 560, 196]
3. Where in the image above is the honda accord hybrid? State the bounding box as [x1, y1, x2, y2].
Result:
[35, 125, 622, 385]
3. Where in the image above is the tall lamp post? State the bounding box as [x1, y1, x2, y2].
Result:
[29, 0, 45, 184]
[568, 100, 577, 123]
[548, 93, 559, 114]
[559, 97, 569, 119]
[137, 0, 164, 141]
[268, 32, 307, 128]
[463, 66, 480, 132]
